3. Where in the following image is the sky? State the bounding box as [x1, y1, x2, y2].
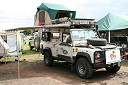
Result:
[0, 0, 128, 30]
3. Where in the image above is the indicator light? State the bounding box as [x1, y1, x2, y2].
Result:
[75, 47, 78, 52]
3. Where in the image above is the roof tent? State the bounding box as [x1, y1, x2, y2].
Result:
[34, 3, 76, 26]
[97, 13, 128, 31]
[37, 3, 76, 20]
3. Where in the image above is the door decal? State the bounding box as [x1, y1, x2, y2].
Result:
[63, 50, 68, 54]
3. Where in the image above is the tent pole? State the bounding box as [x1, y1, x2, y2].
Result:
[18, 55, 20, 79]
[108, 30, 110, 43]
[127, 36, 128, 42]
[16, 31, 20, 79]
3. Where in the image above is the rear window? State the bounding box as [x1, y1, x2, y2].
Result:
[42, 32, 51, 41]
[52, 33, 60, 39]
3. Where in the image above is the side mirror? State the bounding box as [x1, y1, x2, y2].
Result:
[96, 25, 99, 31]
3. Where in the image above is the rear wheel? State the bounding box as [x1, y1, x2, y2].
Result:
[44, 51, 53, 67]
[76, 57, 93, 79]
[29, 43, 33, 50]
[106, 65, 120, 73]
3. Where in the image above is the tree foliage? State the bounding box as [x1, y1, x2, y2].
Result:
[23, 30, 31, 35]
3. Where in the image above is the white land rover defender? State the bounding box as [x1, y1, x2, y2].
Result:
[40, 19, 125, 78]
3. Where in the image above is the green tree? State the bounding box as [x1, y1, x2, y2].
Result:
[23, 30, 31, 35]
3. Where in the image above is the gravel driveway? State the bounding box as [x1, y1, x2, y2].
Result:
[0, 54, 128, 85]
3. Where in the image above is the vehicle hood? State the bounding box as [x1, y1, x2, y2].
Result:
[95, 44, 118, 50]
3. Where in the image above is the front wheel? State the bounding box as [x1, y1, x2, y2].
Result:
[44, 51, 53, 67]
[76, 57, 93, 79]
[106, 65, 120, 73]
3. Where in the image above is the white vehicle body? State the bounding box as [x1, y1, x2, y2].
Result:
[41, 28, 122, 63]
[39, 19, 125, 78]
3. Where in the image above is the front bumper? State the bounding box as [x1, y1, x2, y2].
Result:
[93, 57, 122, 69]
[93, 49, 123, 68]
[93, 63, 106, 68]
[93, 61, 121, 69]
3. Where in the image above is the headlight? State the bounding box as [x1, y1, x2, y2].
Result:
[120, 48, 125, 56]
[94, 51, 105, 63]
[95, 52, 101, 59]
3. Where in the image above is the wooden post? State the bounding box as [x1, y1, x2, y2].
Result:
[18, 56, 20, 79]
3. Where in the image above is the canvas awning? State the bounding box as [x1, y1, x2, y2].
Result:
[97, 13, 128, 31]
[37, 3, 76, 20]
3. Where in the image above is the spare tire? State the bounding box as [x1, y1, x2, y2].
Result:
[87, 38, 107, 46]
[34, 36, 40, 51]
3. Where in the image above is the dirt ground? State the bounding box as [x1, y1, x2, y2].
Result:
[0, 52, 128, 85]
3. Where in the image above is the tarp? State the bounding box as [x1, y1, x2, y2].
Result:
[97, 13, 128, 31]
[37, 3, 76, 20]
[0, 35, 22, 58]
[7, 35, 17, 52]
[0, 36, 9, 56]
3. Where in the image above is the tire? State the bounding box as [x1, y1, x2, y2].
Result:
[76, 57, 93, 79]
[34, 36, 40, 51]
[29, 43, 33, 50]
[87, 38, 107, 46]
[106, 65, 120, 73]
[44, 51, 53, 67]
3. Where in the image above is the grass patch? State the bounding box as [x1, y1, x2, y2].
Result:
[21, 50, 38, 56]
[20, 59, 28, 64]
[24, 38, 30, 50]
[2, 57, 18, 61]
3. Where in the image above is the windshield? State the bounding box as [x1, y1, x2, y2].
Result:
[71, 30, 98, 41]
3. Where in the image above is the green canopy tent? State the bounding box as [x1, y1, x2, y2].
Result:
[97, 13, 128, 43]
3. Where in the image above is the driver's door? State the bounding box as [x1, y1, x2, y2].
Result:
[58, 33, 72, 61]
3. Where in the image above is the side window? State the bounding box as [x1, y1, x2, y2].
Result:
[52, 33, 60, 39]
[42, 32, 51, 41]
[39, 11, 45, 22]
[62, 33, 72, 44]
